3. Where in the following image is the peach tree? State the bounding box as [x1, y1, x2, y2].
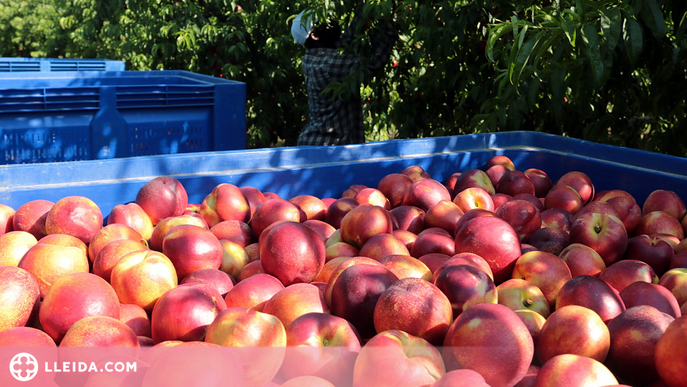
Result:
[1, 0, 685, 156]
[484, 0, 687, 157]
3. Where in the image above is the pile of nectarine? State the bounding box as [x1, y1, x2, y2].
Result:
[1, 158, 686, 387]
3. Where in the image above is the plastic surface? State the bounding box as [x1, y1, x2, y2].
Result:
[0, 58, 126, 72]
[1, 131, 685, 218]
[0, 70, 246, 163]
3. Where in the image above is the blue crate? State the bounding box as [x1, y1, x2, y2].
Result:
[0, 58, 126, 72]
[0, 70, 246, 163]
[0, 131, 685, 218]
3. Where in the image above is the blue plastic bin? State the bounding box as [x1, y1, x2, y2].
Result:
[0, 131, 685, 217]
[0, 58, 126, 72]
[0, 70, 246, 164]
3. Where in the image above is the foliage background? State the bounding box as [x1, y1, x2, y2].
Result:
[1, 0, 685, 156]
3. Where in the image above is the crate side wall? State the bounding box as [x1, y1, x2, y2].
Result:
[2, 141, 686, 217]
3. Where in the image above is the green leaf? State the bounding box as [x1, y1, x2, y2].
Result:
[532, 30, 564, 69]
[495, 70, 510, 96]
[561, 14, 576, 47]
[511, 30, 544, 85]
[576, 0, 586, 19]
[512, 16, 520, 43]
[507, 43, 518, 79]
[600, 7, 621, 52]
[517, 24, 528, 50]
[486, 23, 514, 62]
[676, 10, 687, 43]
[640, 0, 667, 40]
[581, 24, 604, 84]
[622, 15, 643, 65]
[539, 12, 559, 27]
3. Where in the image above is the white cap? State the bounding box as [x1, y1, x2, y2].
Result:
[291, 11, 314, 45]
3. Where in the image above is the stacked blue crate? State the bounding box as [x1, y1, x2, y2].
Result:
[0, 58, 126, 72]
[0, 70, 246, 164]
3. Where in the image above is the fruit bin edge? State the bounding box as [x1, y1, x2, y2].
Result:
[0, 131, 685, 217]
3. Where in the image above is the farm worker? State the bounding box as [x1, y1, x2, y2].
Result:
[291, 3, 398, 146]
